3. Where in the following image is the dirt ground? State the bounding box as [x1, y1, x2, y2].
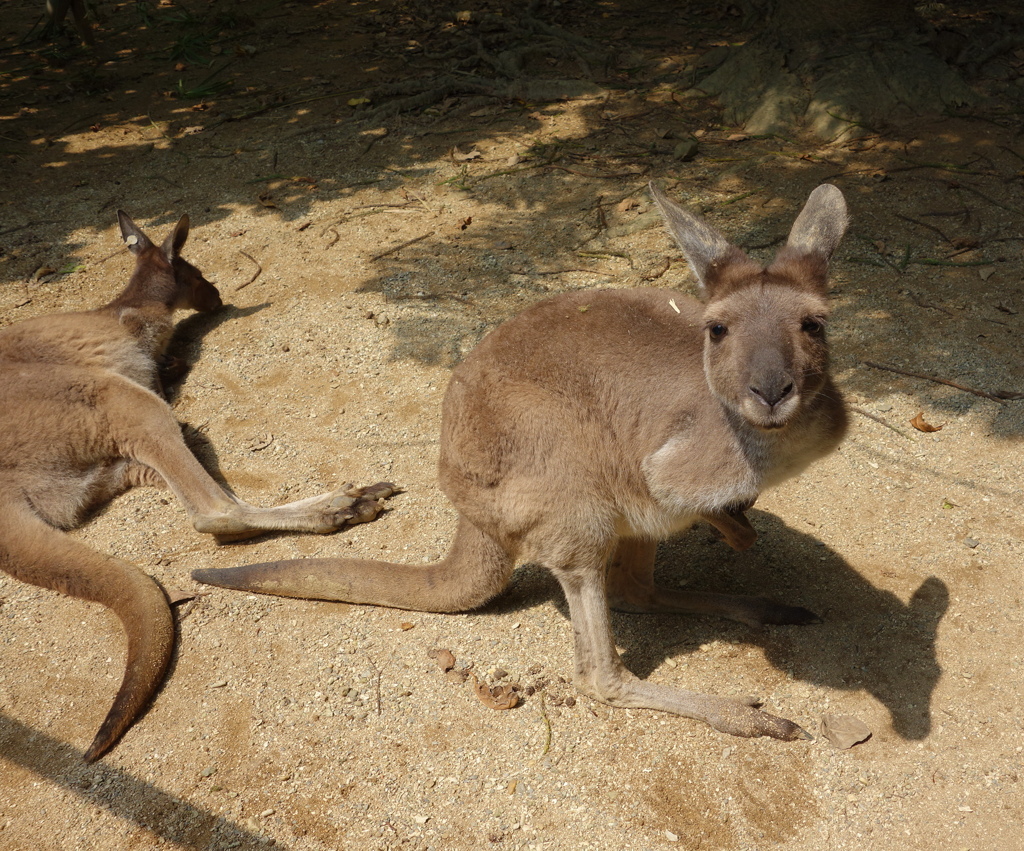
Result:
[2, 1, 1023, 849]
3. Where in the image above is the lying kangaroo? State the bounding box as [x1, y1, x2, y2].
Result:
[194, 182, 849, 740]
[0, 212, 394, 761]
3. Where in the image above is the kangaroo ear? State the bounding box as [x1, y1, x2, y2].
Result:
[117, 210, 153, 255]
[162, 214, 190, 261]
[648, 181, 747, 296]
[785, 184, 848, 262]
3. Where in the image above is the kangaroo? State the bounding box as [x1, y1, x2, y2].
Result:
[43, 0, 94, 45]
[0, 212, 395, 761]
[193, 182, 849, 740]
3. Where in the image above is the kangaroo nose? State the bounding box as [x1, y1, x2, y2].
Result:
[750, 380, 794, 409]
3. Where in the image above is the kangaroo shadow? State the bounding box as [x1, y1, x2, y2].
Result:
[162, 301, 270, 405]
[0, 713, 273, 850]
[493, 510, 948, 741]
[162, 302, 271, 486]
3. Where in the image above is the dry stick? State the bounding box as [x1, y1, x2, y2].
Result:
[235, 251, 262, 291]
[907, 294, 956, 318]
[544, 164, 646, 179]
[370, 231, 434, 262]
[538, 694, 552, 756]
[863, 360, 1007, 404]
[895, 212, 952, 245]
[850, 406, 915, 441]
[95, 245, 129, 264]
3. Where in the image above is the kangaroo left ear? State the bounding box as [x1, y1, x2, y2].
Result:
[162, 215, 190, 261]
[117, 211, 154, 256]
[785, 184, 848, 263]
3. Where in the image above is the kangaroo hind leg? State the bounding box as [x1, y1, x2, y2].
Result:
[103, 377, 395, 539]
[606, 537, 818, 627]
[551, 547, 809, 740]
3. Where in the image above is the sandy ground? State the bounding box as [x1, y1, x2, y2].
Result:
[1, 1, 1023, 849]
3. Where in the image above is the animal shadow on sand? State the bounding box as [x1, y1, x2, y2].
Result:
[0, 713, 268, 851]
[498, 510, 947, 741]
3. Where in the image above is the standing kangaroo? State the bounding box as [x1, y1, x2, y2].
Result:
[0, 212, 394, 761]
[194, 183, 849, 740]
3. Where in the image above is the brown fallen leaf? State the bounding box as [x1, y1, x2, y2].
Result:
[616, 198, 639, 213]
[471, 675, 518, 710]
[821, 714, 872, 749]
[257, 193, 277, 208]
[427, 648, 456, 672]
[399, 621, 415, 631]
[445, 668, 469, 684]
[994, 389, 1024, 400]
[165, 588, 201, 605]
[910, 412, 943, 433]
[452, 147, 482, 162]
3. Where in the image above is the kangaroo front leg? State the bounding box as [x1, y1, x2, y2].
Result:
[606, 537, 818, 627]
[553, 561, 810, 740]
[105, 379, 394, 538]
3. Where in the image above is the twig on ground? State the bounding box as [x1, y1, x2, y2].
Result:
[370, 232, 434, 262]
[235, 251, 262, 290]
[895, 213, 952, 245]
[863, 360, 1008, 403]
[850, 406, 915, 440]
[538, 694, 552, 756]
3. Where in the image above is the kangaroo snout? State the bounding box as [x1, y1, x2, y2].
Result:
[749, 376, 795, 409]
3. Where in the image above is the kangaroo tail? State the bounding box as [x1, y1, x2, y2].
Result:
[193, 517, 514, 613]
[0, 503, 174, 762]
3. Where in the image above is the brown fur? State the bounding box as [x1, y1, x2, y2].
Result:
[0, 212, 395, 761]
[194, 183, 850, 741]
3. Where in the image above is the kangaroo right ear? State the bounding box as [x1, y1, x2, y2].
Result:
[648, 181, 744, 295]
[117, 211, 154, 256]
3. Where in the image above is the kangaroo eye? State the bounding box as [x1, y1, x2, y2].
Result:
[709, 323, 728, 341]
[801, 318, 823, 334]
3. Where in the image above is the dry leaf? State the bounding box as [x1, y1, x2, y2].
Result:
[452, 147, 483, 162]
[993, 389, 1024, 400]
[471, 674, 518, 710]
[399, 621, 415, 631]
[459, 216, 472, 231]
[427, 648, 456, 672]
[616, 198, 639, 213]
[821, 714, 871, 749]
[444, 668, 469, 684]
[257, 194, 277, 208]
[910, 412, 943, 433]
[165, 588, 200, 605]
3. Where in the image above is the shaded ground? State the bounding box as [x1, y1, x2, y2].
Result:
[1, 1, 1023, 849]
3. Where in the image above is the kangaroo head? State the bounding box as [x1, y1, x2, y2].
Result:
[116, 211, 223, 313]
[650, 182, 848, 431]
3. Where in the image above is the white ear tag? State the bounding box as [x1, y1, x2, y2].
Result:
[125, 235, 138, 246]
